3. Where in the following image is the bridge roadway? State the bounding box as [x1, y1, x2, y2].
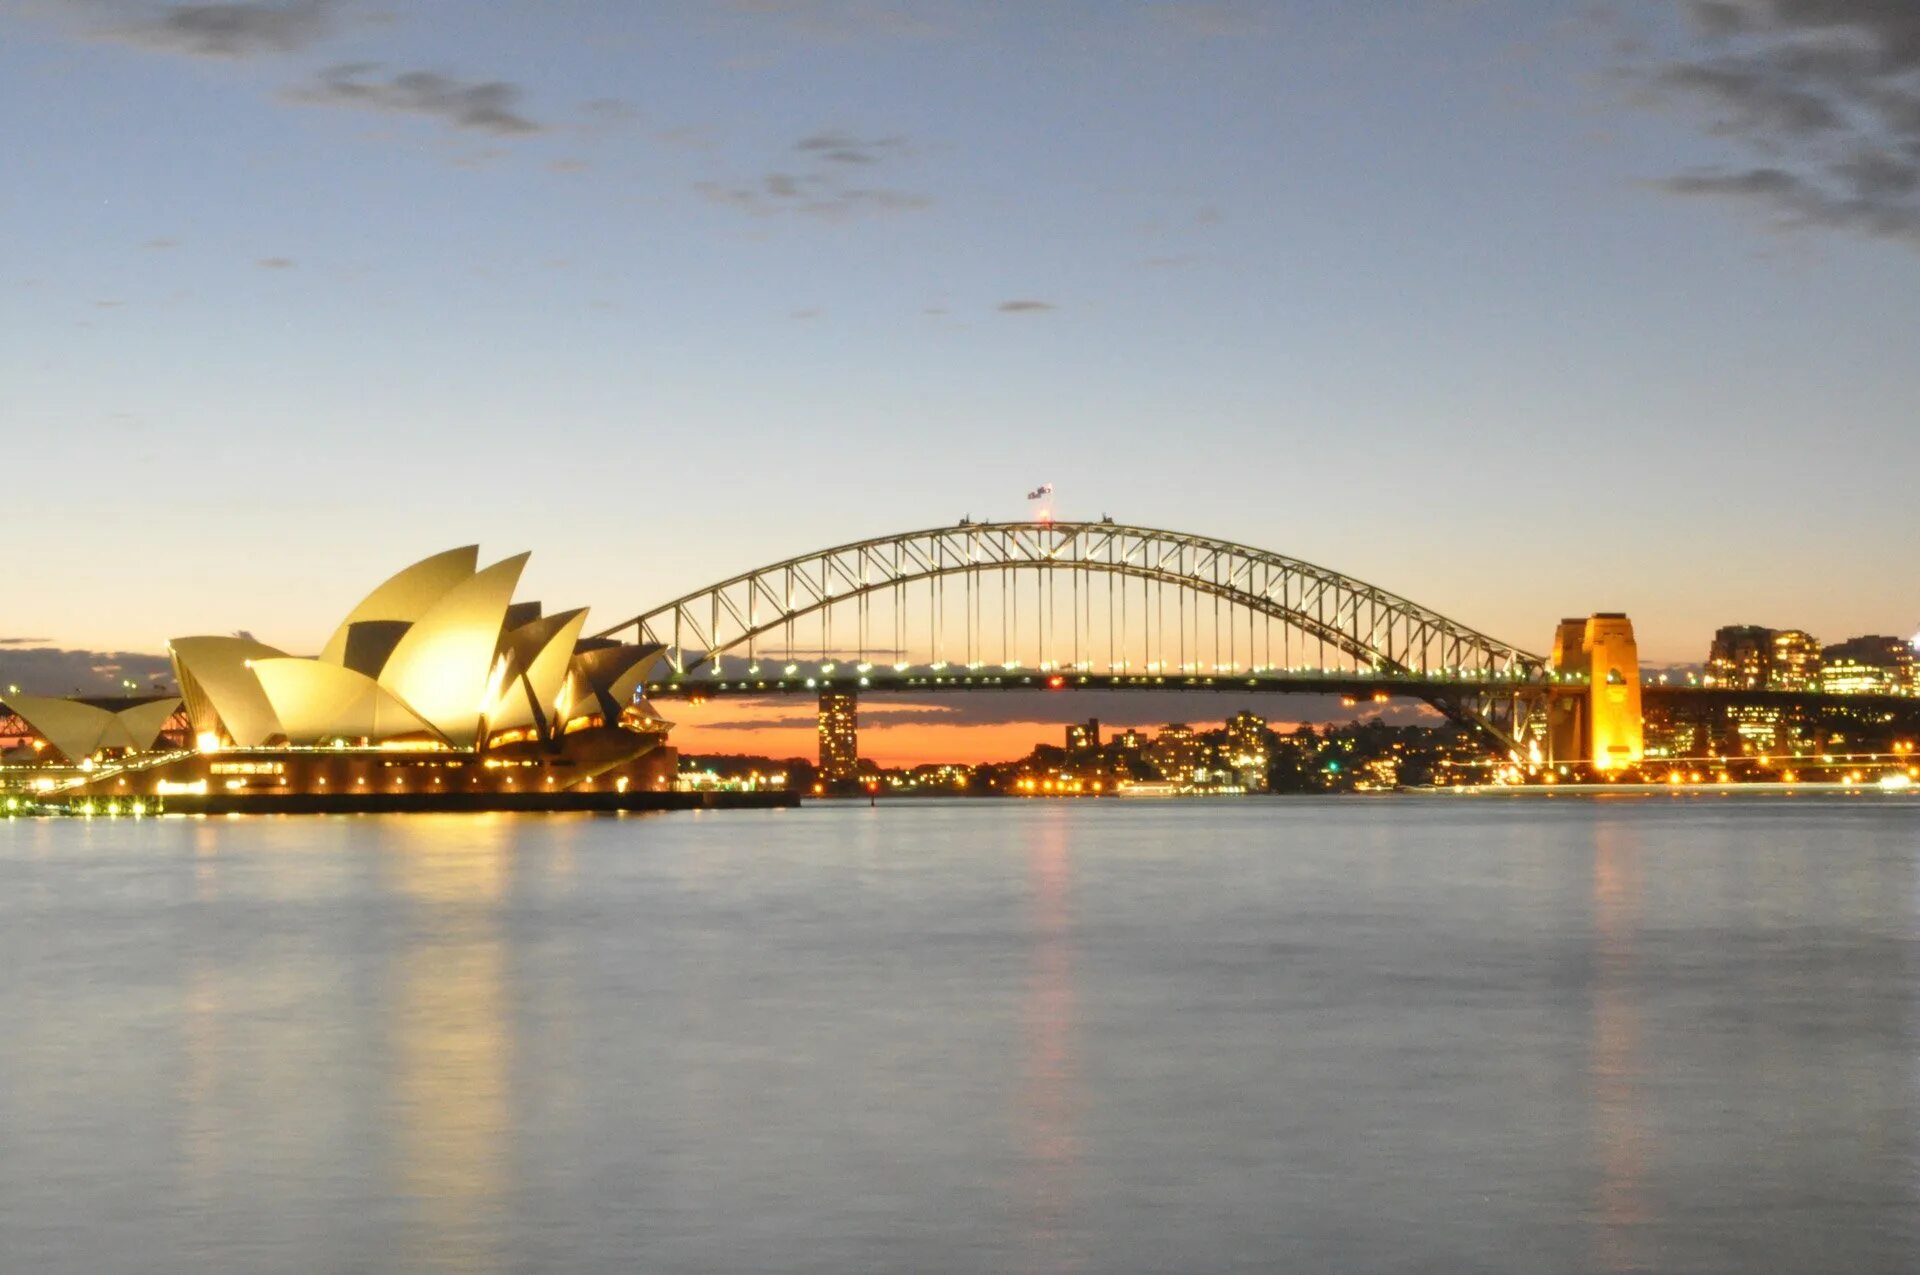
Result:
[643, 669, 1920, 722]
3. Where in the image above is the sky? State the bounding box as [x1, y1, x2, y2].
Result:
[5, 0, 1919, 758]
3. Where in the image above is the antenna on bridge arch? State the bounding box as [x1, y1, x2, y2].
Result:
[1025, 481, 1054, 523]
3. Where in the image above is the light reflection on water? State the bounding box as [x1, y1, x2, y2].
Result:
[0, 797, 1918, 1274]
[1589, 822, 1648, 1272]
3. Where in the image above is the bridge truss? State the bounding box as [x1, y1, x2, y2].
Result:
[596, 522, 1550, 746]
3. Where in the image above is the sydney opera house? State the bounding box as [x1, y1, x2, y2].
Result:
[3, 547, 679, 808]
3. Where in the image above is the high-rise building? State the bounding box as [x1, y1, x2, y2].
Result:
[818, 691, 858, 782]
[1114, 727, 1145, 753]
[1224, 710, 1270, 791]
[1708, 625, 1774, 689]
[1770, 630, 1823, 691]
[1065, 718, 1101, 756]
[1821, 636, 1917, 695]
[1150, 723, 1204, 782]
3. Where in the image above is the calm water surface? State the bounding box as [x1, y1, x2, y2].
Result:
[3, 797, 1919, 1273]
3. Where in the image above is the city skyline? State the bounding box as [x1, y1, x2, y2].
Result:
[6, 2, 1919, 687]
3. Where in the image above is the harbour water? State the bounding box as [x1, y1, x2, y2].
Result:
[2, 796, 1918, 1273]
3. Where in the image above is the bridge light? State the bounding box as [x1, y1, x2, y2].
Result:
[1047, 675, 1065, 689]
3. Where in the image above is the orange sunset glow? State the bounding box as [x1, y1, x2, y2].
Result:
[663, 697, 1313, 768]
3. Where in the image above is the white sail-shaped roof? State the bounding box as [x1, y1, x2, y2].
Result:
[2, 695, 181, 764]
[561, 643, 668, 729]
[317, 545, 478, 667]
[252, 659, 439, 745]
[170, 636, 289, 746]
[377, 553, 530, 747]
[488, 608, 587, 733]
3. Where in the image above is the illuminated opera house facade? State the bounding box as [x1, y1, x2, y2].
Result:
[39, 546, 676, 806]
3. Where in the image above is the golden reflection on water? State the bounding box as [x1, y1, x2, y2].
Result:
[1590, 823, 1652, 1272]
[179, 827, 226, 1212]
[389, 817, 514, 1274]
[1020, 814, 1082, 1272]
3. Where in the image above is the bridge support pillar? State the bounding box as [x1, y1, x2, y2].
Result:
[818, 689, 859, 785]
[1547, 614, 1644, 771]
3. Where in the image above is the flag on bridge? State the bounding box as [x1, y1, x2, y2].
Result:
[1025, 483, 1053, 500]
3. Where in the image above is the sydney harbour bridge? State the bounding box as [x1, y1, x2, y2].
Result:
[7, 518, 1915, 811]
[593, 520, 1912, 767]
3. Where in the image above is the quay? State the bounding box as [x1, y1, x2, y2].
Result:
[6, 790, 798, 817]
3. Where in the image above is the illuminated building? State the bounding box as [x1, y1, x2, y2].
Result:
[1065, 718, 1101, 757]
[1149, 723, 1204, 782]
[1640, 702, 1702, 760]
[40, 546, 674, 803]
[1770, 630, 1823, 691]
[1702, 625, 1823, 692]
[1821, 636, 1916, 695]
[818, 690, 858, 782]
[1728, 704, 1784, 753]
[1225, 710, 1270, 791]
[1114, 727, 1145, 753]
[1707, 625, 1774, 689]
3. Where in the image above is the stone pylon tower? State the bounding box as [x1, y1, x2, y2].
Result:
[1546, 613, 1644, 770]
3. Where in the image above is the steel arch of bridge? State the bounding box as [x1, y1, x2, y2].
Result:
[595, 521, 1545, 687]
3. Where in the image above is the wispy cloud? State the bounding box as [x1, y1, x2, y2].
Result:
[696, 129, 930, 219]
[285, 63, 543, 135]
[997, 299, 1055, 313]
[695, 175, 930, 218]
[102, 0, 336, 58]
[1643, 1, 1920, 247]
[256, 256, 296, 269]
[794, 130, 910, 164]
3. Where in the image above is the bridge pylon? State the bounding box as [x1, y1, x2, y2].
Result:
[1545, 614, 1644, 771]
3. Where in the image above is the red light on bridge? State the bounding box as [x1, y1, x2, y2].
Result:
[1047, 675, 1065, 689]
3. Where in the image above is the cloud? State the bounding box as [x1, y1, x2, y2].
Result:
[697, 127, 929, 220]
[1645, 1, 1920, 246]
[694, 173, 930, 219]
[794, 130, 910, 164]
[997, 299, 1056, 312]
[103, 0, 336, 58]
[0, 638, 50, 646]
[143, 237, 180, 249]
[286, 63, 542, 135]
[0, 647, 175, 695]
[256, 255, 296, 268]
